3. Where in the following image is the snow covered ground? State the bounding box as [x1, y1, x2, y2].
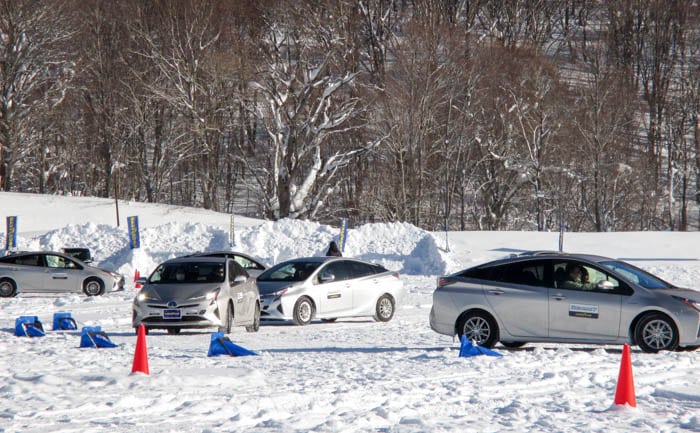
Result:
[1, 191, 700, 433]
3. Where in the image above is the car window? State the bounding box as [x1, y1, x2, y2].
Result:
[553, 260, 630, 294]
[228, 260, 248, 280]
[3, 254, 42, 266]
[233, 255, 265, 271]
[320, 261, 352, 282]
[491, 261, 546, 287]
[46, 255, 79, 269]
[599, 260, 673, 290]
[257, 261, 322, 282]
[348, 261, 377, 278]
[457, 266, 492, 280]
[150, 262, 225, 283]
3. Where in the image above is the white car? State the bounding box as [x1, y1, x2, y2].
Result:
[257, 257, 404, 325]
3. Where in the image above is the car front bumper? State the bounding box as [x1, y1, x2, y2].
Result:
[132, 299, 223, 330]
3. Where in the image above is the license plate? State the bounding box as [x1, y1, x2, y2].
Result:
[163, 309, 182, 320]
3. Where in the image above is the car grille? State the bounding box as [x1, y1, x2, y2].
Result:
[145, 303, 200, 309]
[141, 316, 205, 323]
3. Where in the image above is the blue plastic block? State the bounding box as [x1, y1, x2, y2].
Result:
[459, 335, 502, 358]
[14, 316, 45, 337]
[52, 312, 77, 331]
[207, 332, 257, 357]
[80, 326, 118, 348]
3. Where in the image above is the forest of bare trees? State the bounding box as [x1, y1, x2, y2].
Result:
[1, 0, 699, 231]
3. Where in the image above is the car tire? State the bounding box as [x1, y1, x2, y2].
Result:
[219, 302, 234, 334]
[167, 328, 181, 335]
[500, 341, 526, 348]
[83, 277, 105, 296]
[634, 312, 678, 353]
[246, 302, 260, 332]
[373, 294, 395, 322]
[292, 296, 314, 326]
[0, 278, 17, 297]
[457, 311, 499, 348]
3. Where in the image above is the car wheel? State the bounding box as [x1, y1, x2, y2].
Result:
[0, 278, 17, 297]
[500, 341, 526, 348]
[374, 294, 395, 322]
[219, 302, 234, 334]
[83, 278, 105, 296]
[167, 328, 181, 335]
[457, 311, 499, 348]
[246, 302, 260, 332]
[292, 296, 314, 326]
[634, 312, 679, 353]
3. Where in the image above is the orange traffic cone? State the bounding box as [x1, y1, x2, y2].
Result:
[614, 344, 636, 407]
[134, 270, 143, 289]
[131, 324, 149, 375]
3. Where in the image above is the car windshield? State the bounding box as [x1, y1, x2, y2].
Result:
[257, 261, 323, 282]
[599, 260, 674, 290]
[149, 262, 225, 284]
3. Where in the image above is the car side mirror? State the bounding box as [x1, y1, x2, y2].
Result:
[597, 280, 615, 290]
[232, 274, 247, 285]
[136, 277, 147, 285]
[319, 272, 335, 283]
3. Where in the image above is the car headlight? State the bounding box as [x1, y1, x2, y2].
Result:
[136, 291, 160, 303]
[189, 288, 221, 303]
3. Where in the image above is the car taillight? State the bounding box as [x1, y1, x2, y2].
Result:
[437, 277, 455, 288]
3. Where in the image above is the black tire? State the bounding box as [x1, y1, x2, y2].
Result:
[677, 345, 700, 352]
[83, 277, 105, 296]
[219, 302, 234, 334]
[246, 302, 261, 332]
[634, 312, 678, 353]
[0, 278, 17, 297]
[456, 311, 499, 348]
[500, 341, 527, 348]
[167, 328, 181, 335]
[374, 294, 395, 322]
[292, 296, 314, 326]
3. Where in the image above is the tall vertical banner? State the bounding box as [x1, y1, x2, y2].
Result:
[5, 216, 17, 250]
[229, 215, 236, 247]
[558, 223, 565, 252]
[339, 218, 349, 252]
[127, 216, 140, 249]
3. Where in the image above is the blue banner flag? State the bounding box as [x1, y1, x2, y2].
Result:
[339, 218, 349, 252]
[5, 216, 17, 250]
[127, 216, 140, 249]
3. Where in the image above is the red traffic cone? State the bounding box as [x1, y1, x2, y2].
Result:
[131, 324, 149, 375]
[134, 270, 143, 289]
[134, 269, 140, 281]
[614, 344, 636, 407]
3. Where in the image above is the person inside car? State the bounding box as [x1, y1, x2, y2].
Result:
[561, 263, 595, 291]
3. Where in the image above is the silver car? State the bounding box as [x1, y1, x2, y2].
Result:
[132, 257, 260, 335]
[0, 251, 124, 297]
[257, 257, 405, 325]
[429, 251, 700, 353]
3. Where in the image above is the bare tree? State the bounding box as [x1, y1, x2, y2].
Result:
[0, 0, 75, 191]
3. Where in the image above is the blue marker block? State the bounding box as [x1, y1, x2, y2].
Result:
[15, 316, 45, 337]
[459, 335, 502, 358]
[207, 332, 257, 357]
[80, 326, 118, 348]
[52, 312, 77, 331]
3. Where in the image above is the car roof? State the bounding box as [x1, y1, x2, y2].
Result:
[479, 251, 616, 268]
[162, 256, 228, 265]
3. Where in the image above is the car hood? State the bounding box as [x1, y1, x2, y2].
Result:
[140, 283, 222, 302]
[257, 280, 304, 295]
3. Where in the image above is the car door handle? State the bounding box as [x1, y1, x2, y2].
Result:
[551, 294, 567, 301]
[52, 276, 68, 280]
[488, 290, 505, 295]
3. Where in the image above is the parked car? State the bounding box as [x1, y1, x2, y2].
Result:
[257, 256, 404, 325]
[132, 256, 260, 335]
[189, 251, 268, 277]
[0, 251, 124, 297]
[429, 251, 700, 353]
